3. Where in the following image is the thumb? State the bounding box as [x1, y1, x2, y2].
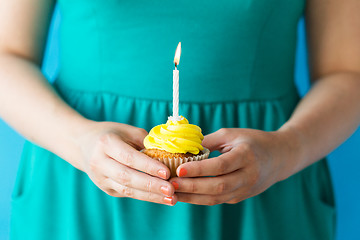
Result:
[202, 128, 229, 152]
[125, 127, 148, 150]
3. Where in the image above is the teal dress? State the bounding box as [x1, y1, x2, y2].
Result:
[10, 1, 336, 239]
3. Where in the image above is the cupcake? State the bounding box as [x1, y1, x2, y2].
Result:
[143, 116, 210, 177]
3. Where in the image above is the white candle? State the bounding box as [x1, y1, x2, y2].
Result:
[172, 42, 181, 121]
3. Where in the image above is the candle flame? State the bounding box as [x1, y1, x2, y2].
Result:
[174, 42, 181, 67]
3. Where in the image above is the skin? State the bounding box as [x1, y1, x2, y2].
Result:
[0, 0, 359, 207]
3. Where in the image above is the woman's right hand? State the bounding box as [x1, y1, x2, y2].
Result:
[77, 121, 177, 206]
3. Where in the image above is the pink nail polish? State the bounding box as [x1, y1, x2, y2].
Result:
[171, 181, 179, 190]
[178, 168, 187, 177]
[160, 186, 170, 196]
[158, 169, 167, 179]
[164, 196, 174, 205]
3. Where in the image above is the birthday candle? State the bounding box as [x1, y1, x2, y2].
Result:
[172, 42, 181, 121]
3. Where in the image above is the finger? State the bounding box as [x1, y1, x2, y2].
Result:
[202, 128, 233, 152]
[225, 197, 248, 204]
[102, 133, 171, 179]
[177, 174, 258, 205]
[123, 127, 148, 150]
[176, 147, 246, 177]
[176, 192, 234, 206]
[102, 157, 175, 196]
[104, 178, 178, 206]
[225, 190, 259, 204]
[170, 169, 244, 195]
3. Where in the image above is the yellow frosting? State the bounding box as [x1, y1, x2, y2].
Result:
[144, 116, 204, 154]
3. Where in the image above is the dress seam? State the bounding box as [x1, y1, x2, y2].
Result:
[54, 82, 299, 105]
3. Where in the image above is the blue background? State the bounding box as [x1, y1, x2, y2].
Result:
[1, 7, 359, 239]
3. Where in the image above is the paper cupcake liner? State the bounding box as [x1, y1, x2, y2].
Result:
[142, 148, 210, 177]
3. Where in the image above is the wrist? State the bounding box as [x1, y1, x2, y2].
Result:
[274, 124, 307, 181]
[52, 115, 95, 171]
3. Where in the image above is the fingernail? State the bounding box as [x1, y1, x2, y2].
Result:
[164, 196, 174, 205]
[171, 181, 179, 190]
[158, 169, 167, 179]
[160, 186, 170, 196]
[178, 168, 187, 177]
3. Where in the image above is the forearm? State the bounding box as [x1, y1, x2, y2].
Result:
[278, 72, 360, 179]
[0, 53, 90, 169]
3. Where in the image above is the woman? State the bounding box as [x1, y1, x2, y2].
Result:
[1, 0, 359, 239]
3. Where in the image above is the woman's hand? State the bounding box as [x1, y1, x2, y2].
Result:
[170, 128, 297, 205]
[78, 121, 177, 206]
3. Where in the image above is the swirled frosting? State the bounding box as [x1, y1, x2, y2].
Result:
[144, 116, 204, 154]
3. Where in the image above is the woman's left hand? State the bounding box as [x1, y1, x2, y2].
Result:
[170, 128, 297, 205]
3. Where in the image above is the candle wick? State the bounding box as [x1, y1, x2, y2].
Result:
[175, 63, 177, 70]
